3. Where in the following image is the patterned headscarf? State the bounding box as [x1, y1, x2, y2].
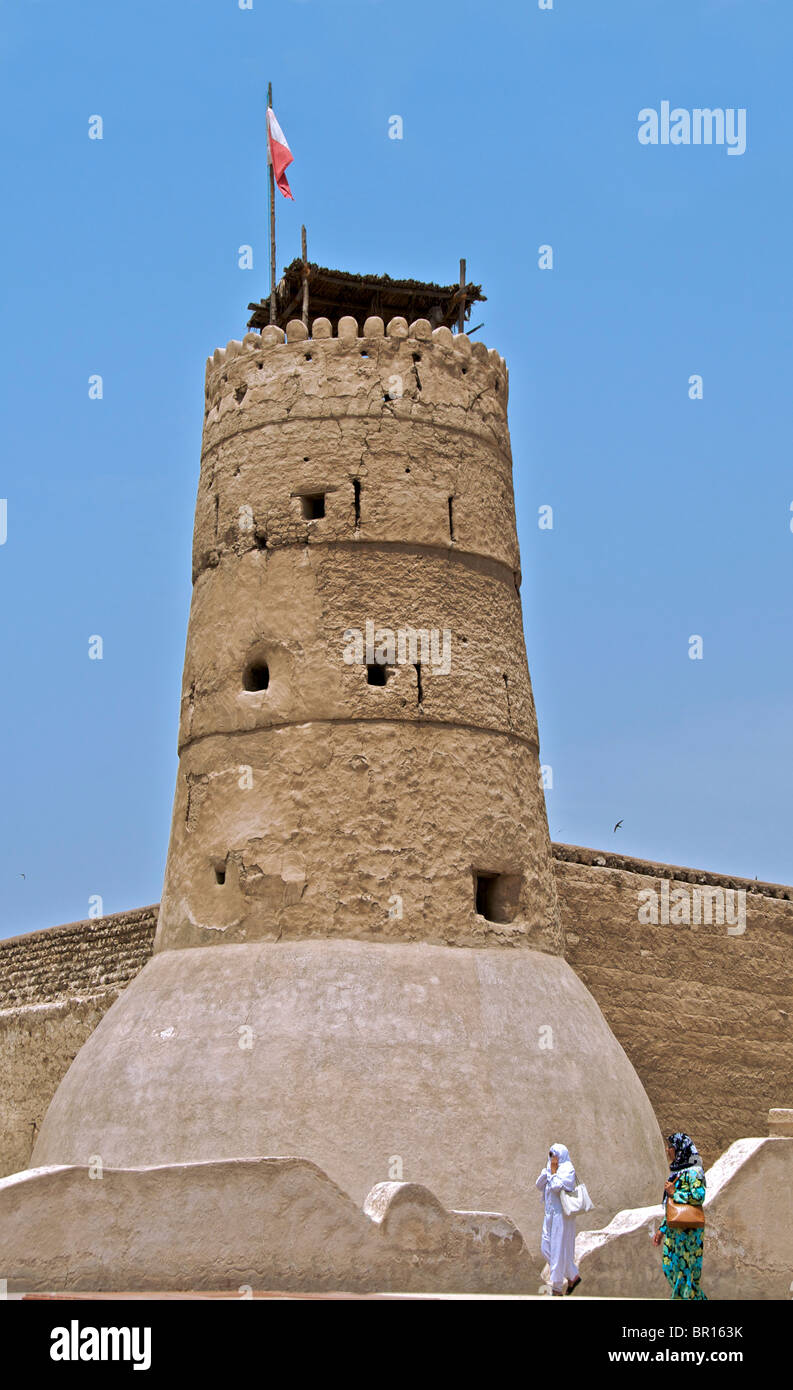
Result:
[667, 1132, 702, 1174]
[664, 1131, 704, 1202]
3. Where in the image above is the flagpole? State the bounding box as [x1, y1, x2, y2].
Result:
[268, 81, 276, 325]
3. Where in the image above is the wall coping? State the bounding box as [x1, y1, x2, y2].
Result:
[552, 843, 793, 902]
[0, 905, 158, 954]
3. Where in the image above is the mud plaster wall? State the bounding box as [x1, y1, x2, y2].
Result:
[554, 845, 793, 1170]
[156, 318, 560, 956]
[1, 847, 791, 1178]
[0, 909, 157, 1177]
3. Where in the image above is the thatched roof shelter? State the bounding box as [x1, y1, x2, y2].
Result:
[247, 261, 485, 334]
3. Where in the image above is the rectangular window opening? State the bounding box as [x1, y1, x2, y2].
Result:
[474, 871, 522, 924]
[300, 492, 326, 520]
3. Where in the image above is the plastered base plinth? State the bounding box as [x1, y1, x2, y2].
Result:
[32, 939, 666, 1246]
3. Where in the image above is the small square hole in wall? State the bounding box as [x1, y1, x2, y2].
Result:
[474, 871, 522, 924]
[366, 663, 388, 686]
[300, 493, 325, 520]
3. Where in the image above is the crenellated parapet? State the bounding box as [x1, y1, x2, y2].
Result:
[203, 316, 508, 401]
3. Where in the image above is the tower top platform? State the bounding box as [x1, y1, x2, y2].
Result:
[247, 260, 485, 334]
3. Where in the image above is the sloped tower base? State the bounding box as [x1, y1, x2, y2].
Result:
[32, 938, 665, 1247]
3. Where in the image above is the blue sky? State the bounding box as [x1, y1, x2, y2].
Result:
[1, 0, 791, 938]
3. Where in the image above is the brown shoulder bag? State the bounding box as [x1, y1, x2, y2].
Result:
[665, 1197, 705, 1231]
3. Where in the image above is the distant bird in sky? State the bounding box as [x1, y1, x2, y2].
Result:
[19, 872, 25, 879]
[613, 820, 623, 833]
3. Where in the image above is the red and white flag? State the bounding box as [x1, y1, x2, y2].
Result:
[267, 107, 294, 200]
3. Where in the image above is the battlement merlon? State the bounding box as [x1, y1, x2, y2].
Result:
[204, 317, 508, 397]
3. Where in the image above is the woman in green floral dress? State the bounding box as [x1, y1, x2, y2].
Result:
[652, 1131, 707, 1300]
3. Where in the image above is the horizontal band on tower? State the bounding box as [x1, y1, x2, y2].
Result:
[177, 715, 540, 759]
[200, 409, 514, 473]
[193, 535, 522, 588]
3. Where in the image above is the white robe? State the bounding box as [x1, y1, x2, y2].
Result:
[536, 1143, 579, 1292]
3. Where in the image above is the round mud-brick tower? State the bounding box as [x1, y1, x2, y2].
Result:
[157, 314, 560, 952]
[32, 314, 666, 1251]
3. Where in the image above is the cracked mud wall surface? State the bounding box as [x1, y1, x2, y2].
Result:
[156, 322, 560, 954]
[160, 722, 558, 951]
[194, 328, 517, 580]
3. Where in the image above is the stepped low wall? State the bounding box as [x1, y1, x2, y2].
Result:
[1, 847, 791, 1181]
[0, 1160, 536, 1295]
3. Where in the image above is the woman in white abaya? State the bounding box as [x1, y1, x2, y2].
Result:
[535, 1142, 582, 1295]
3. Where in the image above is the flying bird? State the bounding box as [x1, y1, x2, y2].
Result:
[613, 820, 623, 833]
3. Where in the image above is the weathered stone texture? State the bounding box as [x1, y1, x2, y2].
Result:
[554, 846, 793, 1169]
[161, 725, 557, 953]
[179, 547, 534, 746]
[194, 333, 515, 580]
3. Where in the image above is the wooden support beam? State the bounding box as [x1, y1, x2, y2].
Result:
[458, 258, 466, 333]
[301, 226, 309, 328]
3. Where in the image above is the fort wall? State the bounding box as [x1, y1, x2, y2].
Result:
[555, 845, 793, 1168]
[0, 908, 157, 1176]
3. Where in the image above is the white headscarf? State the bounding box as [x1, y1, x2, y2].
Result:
[545, 1142, 576, 1182]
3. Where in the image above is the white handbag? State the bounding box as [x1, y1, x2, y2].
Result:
[560, 1181, 594, 1217]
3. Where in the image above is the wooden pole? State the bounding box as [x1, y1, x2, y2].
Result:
[458, 258, 466, 334]
[268, 82, 277, 325]
[301, 225, 309, 328]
